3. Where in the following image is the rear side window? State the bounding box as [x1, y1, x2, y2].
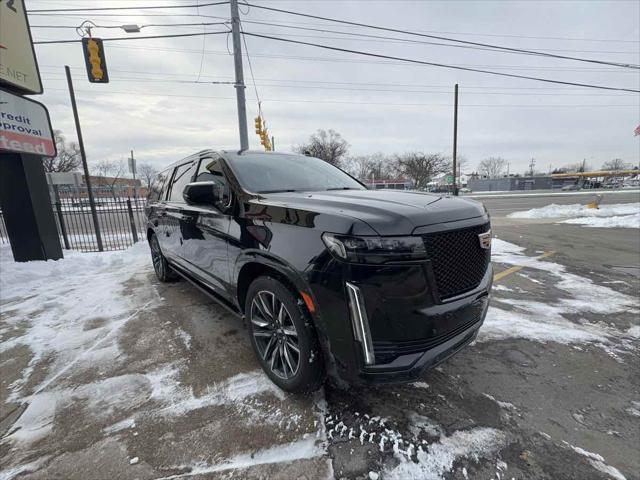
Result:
[167, 162, 196, 202]
[148, 170, 169, 201]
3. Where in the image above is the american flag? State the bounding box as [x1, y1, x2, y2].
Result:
[635, 124, 640, 136]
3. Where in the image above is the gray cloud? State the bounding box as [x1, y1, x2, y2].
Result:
[29, 0, 639, 174]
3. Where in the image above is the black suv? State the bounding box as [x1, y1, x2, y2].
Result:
[145, 150, 492, 392]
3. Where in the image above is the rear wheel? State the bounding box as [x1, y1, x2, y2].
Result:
[246, 276, 324, 393]
[149, 233, 178, 282]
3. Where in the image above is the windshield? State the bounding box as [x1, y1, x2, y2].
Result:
[225, 153, 366, 194]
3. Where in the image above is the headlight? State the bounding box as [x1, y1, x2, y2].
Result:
[322, 233, 427, 264]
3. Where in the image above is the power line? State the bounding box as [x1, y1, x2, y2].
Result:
[39, 73, 639, 97]
[241, 23, 262, 106]
[27, 1, 229, 13]
[33, 30, 229, 44]
[239, 20, 640, 55]
[243, 3, 640, 69]
[31, 22, 228, 29]
[40, 87, 637, 107]
[28, 9, 637, 44]
[28, 21, 640, 55]
[38, 64, 636, 90]
[39, 41, 637, 73]
[241, 31, 640, 93]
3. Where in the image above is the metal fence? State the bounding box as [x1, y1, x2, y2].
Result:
[0, 189, 147, 253]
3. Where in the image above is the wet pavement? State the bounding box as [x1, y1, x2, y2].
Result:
[1, 213, 638, 479]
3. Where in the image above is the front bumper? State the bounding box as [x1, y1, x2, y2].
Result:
[308, 260, 492, 385]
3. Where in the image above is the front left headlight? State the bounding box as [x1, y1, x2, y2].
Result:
[322, 233, 427, 264]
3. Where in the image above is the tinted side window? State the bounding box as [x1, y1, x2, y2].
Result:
[148, 170, 169, 201]
[168, 162, 196, 202]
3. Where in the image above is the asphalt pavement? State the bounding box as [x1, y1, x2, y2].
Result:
[471, 190, 639, 217]
[1, 191, 638, 480]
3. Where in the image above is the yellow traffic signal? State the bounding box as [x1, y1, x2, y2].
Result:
[254, 116, 262, 134]
[82, 38, 109, 83]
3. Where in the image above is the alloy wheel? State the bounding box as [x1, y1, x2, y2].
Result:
[150, 236, 164, 277]
[250, 290, 300, 379]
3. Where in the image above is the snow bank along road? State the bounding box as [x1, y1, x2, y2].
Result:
[0, 212, 638, 479]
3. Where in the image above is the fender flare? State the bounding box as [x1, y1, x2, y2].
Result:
[233, 249, 313, 308]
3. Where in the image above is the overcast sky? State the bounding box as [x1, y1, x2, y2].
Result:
[28, 0, 640, 176]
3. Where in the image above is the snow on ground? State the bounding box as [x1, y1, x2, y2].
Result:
[0, 243, 330, 478]
[384, 424, 507, 480]
[155, 437, 326, 479]
[508, 202, 639, 219]
[0, 243, 156, 403]
[565, 443, 627, 480]
[483, 239, 640, 354]
[561, 213, 640, 228]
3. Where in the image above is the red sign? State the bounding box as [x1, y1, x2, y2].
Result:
[0, 88, 55, 157]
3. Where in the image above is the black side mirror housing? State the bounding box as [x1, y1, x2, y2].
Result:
[183, 182, 223, 205]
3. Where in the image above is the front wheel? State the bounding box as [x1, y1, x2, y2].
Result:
[149, 233, 178, 282]
[246, 276, 324, 393]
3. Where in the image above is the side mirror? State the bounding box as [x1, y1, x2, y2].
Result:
[183, 182, 223, 205]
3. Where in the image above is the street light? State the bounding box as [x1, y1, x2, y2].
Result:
[121, 24, 141, 33]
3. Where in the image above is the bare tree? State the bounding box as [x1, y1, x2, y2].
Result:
[42, 130, 81, 173]
[344, 155, 373, 179]
[477, 157, 508, 178]
[564, 161, 590, 173]
[93, 160, 124, 198]
[369, 152, 395, 180]
[295, 129, 349, 166]
[602, 158, 630, 171]
[137, 162, 158, 187]
[393, 152, 450, 190]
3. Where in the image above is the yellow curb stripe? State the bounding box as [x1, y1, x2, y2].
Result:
[493, 250, 555, 283]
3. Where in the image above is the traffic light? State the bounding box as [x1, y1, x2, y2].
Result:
[82, 38, 109, 83]
[254, 116, 262, 134]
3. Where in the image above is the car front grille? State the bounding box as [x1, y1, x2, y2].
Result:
[372, 295, 487, 363]
[421, 222, 490, 300]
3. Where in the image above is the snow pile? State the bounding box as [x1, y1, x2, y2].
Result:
[508, 202, 639, 219]
[484, 239, 639, 351]
[561, 213, 640, 228]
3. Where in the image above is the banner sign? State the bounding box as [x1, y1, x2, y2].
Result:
[0, 0, 43, 94]
[0, 88, 55, 157]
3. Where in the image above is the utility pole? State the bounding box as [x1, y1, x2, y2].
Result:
[230, 0, 249, 151]
[529, 157, 536, 176]
[66, 65, 104, 252]
[452, 84, 459, 196]
[129, 149, 138, 199]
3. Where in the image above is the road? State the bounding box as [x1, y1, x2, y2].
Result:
[1, 191, 639, 480]
[471, 190, 639, 217]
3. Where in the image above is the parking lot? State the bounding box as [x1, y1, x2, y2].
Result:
[1, 191, 638, 480]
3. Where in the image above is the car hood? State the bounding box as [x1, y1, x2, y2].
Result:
[256, 189, 486, 235]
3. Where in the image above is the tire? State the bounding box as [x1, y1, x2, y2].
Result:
[245, 276, 324, 393]
[149, 233, 179, 282]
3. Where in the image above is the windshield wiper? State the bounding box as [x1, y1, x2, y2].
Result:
[325, 187, 360, 191]
[257, 189, 299, 194]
